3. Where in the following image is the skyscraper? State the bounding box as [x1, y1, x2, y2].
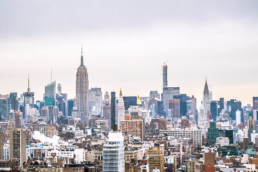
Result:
[253, 97, 258, 110]
[44, 81, 57, 123]
[210, 101, 218, 121]
[163, 62, 168, 88]
[23, 76, 34, 121]
[44, 81, 56, 106]
[102, 130, 125, 172]
[88, 88, 102, 116]
[76, 48, 89, 122]
[10, 128, 26, 167]
[117, 89, 125, 130]
[103, 92, 111, 127]
[203, 79, 211, 117]
[111, 92, 116, 129]
[163, 87, 180, 117]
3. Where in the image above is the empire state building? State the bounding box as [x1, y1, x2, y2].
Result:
[76, 48, 89, 122]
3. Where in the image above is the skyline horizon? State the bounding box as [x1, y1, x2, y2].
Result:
[0, 51, 256, 107]
[1, 0, 258, 107]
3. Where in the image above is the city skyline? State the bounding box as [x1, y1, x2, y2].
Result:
[1, 0, 258, 105]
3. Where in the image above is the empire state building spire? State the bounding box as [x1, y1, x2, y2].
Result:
[81, 46, 84, 66]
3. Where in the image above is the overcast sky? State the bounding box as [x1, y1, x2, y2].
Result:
[0, 0, 258, 106]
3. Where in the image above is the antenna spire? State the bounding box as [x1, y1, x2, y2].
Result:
[81, 45, 84, 66]
[27, 73, 30, 92]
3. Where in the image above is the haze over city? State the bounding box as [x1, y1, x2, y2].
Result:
[1, 0, 258, 105]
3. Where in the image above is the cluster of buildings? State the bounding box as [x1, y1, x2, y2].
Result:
[0, 51, 258, 172]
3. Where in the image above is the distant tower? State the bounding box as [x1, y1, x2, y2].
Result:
[203, 79, 211, 117]
[111, 92, 116, 129]
[163, 62, 168, 88]
[117, 89, 125, 130]
[76, 47, 89, 122]
[23, 74, 34, 122]
[103, 92, 111, 127]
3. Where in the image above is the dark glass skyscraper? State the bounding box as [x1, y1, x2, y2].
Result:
[67, 99, 74, 117]
[227, 99, 242, 120]
[111, 92, 116, 129]
[218, 98, 224, 114]
[210, 101, 218, 121]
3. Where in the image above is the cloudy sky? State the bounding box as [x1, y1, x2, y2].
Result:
[0, 0, 258, 106]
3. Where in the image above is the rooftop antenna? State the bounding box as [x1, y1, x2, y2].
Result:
[81, 44, 84, 66]
[28, 72, 30, 92]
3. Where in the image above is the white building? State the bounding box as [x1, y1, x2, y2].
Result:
[128, 106, 152, 125]
[160, 127, 202, 148]
[236, 110, 241, 126]
[198, 104, 207, 137]
[103, 131, 125, 172]
[117, 89, 125, 130]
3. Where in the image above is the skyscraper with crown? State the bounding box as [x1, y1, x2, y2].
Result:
[76, 47, 89, 122]
[203, 79, 211, 117]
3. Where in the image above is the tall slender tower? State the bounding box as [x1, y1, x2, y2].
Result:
[76, 47, 89, 122]
[163, 62, 168, 88]
[203, 79, 210, 117]
[117, 89, 125, 130]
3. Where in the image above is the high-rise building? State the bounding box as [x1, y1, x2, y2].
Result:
[44, 81, 56, 106]
[44, 81, 57, 123]
[10, 128, 26, 167]
[198, 103, 208, 137]
[218, 98, 224, 114]
[0, 95, 8, 120]
[117, 89, 125, 130]
[168, 99, 180, 119]
[203, 80, 211, 117]
[163, 62, 168, 88]
[88, 88, 102, 116]
[103, 92, 111, 128]
[111, 92, 116, 129]
[236, 110, 242, 126]
[227, 99, 242, 120]
[76, 48, 89, 122]
[207, 122, 219, 145]
[0, 131, 3, 160]
[253, 97, 258, 110]
[147, 144, 164, 172]
[210, 101, 218, 121]
[173, 94, 190, 117]
[56, 83, 67, 117]
[123, 96, 137, 110]
[103, 131, 125, 172]
[67, 99, 74, 117]
[163, 87, 180, 117]
[23, 76, 34, 121]
[9, 93, 19, 111]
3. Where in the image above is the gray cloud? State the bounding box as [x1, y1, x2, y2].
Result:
[0, 0, 258, 38]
